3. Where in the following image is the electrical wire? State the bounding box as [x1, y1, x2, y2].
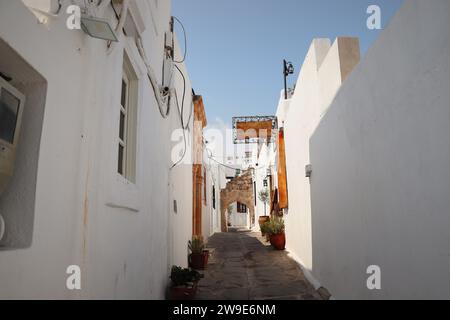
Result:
[136, 37, 171, 119]
[106, 0, 129, 54]
[110, 0, 120, 20]
[172, 16, 187, 64]
[174, 91, 193, 131]
[209, 156, 244, 171]
[174, 64, 193, 130]
[135, 16, 187, 120]
[55, 0, 63, 14]
[170, 66, 193, 169]
[175, 64, 186, 128]
[204, 145, 244, 171]
[170, 122, 187, 170]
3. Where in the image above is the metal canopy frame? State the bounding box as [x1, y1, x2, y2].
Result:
[232, 116, 278, 144]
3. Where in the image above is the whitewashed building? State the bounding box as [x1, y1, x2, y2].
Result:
[0, 0, 199, 299]
[276, 0, 450, 299]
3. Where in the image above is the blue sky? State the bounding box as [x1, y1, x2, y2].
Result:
[172, 0, 404, 127]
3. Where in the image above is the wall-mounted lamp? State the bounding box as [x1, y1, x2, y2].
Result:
[81, 16, 118, 42]
[283, 60, 294, 100]
[305, 164, 312, 178]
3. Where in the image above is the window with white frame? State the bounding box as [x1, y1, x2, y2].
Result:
[117, 52, 138, 183]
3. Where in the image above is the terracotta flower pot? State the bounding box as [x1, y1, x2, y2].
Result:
[170, 282, 198, 300]
[202, 250, 209, 267]
[189, 251, 209, 270]
[270, 232, 286, 250]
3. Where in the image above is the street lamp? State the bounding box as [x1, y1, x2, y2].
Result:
[283, 60, 294, 100]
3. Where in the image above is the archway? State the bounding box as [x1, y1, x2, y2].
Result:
[220, 170, 255, 232]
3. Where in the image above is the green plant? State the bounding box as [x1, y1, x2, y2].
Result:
[170, 266, 202, 287]
[263, 216, 285, 236]
[260, 221, 270, 235]
[258, 189, 270, 215]
[188, 236, 205, 255]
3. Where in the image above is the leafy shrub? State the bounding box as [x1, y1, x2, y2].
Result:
[188, 236, 205, 254]
[263, 216, 285, 236]
[170, 266, 202, 287]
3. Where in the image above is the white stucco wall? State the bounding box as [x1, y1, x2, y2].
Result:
[309, 0, 450, 299]
[229, 211, 248, 228]
[202, 161, 226, 239]
[253, 143, 275, 221]
[279, 36, 359, 274]
[211, 164, 227, 234]
[0, 0, 194, 299]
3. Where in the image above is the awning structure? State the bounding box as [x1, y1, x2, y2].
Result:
[232, 116, 278, 144]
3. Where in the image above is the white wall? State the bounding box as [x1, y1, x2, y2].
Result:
[211, 164, 227, 234]
[0, 0, 194, 299]
[309, 0, 450, 299]
[229, 211, 248, 228]
[279, 36, 359, 273]
[253, 143, 275, 221]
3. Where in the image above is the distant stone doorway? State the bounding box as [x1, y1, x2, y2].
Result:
[220, 170, 255, 232]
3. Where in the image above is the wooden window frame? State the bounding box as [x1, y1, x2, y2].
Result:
[117, 52, 138, 183]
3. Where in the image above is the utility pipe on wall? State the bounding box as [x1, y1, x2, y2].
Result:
[106, 0, 129, 55]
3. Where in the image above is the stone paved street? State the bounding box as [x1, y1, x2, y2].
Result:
[196, 228, 323, 300]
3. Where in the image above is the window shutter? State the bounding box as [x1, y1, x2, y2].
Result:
[277, 127, 288, 209]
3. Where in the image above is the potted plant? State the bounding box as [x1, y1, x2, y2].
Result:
[261, 221, 271, 242]
[258, 189, 271, 235]
[188, 236, 209, 270]
[265, 216, 286, 250]
[169, 266, 202, 300]
[260, 221, 270, 240]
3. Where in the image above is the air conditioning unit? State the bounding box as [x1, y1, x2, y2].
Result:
[0, 77, 26, 196]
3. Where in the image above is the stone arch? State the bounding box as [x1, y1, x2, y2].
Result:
[220, 170, 255, 232]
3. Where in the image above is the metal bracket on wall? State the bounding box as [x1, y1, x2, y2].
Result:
[305, 164, 312, 178]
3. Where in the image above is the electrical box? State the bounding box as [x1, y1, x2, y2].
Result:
[0, 77, 26, 195]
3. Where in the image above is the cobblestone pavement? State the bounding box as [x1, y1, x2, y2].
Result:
[196, 228, 323, 300]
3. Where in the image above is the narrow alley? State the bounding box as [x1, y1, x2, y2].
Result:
[196, 229, 323, 300]
[1, 0, 450, 303]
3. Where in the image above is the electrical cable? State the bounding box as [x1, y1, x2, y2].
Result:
[110, 0, 120, 20]
[170, 65, 192, 169]
[175, 64, 186, 128]
[172, 16, 187, 64]
[204, 144, 244, 171]
[136, 37, 171, 119]
[170, 121, 187, 170]
[174, 92, 193, 131]
[135, 16, 187, 120]
[55, 0, 63, 14]
[208, 156, 244, 171]
[174, 64, 193, 130]
[106, 0, 129, 55]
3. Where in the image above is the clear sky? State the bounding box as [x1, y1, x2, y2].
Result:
[172, 0, 404, 128]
